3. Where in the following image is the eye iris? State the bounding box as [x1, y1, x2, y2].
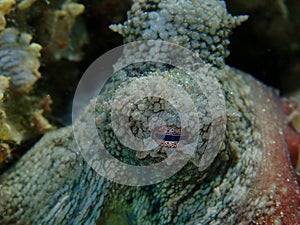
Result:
[152, 126, 189, 148]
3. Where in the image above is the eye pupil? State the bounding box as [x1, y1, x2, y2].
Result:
[152, 126, 189, 148]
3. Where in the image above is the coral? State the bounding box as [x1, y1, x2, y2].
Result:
[0, 143, 10, 165]
[0, 0, 90, 167]
[0, 0, 15, 31]
[17, 0, 37, 10]
[0, 28, 53, 167]
[110, 0, 248, 67]
[4, 0, 88, 63]
[0, 0, 128, 169]
[5, 0, 91, 124]
[38, 1, 87, 61]
[0, 28, 41, 93]
[0, 76, 9, 102]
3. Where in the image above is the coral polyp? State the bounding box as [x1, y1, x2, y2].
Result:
[0, 28, 41, 93]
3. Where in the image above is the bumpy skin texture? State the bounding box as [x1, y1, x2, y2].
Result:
[110, 0, 248, 67]
[1, 66, 299, 224]
[0, 127, 107, 225]
[0, 0, 300, 224]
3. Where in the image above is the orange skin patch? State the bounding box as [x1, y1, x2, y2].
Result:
[249, 90, 300, 224]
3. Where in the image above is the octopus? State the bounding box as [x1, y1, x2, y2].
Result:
[0, 0, 300, 225]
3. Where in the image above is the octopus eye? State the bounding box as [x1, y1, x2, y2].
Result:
[152, 126, 190, 148]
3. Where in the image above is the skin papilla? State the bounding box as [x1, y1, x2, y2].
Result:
[0, 0, 299, 224]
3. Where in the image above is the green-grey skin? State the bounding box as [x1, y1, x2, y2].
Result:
[0, 0, 277, 224]
[1, 65, 265, 225]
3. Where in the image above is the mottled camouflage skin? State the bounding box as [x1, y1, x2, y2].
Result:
[0, 0, 299, 224]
